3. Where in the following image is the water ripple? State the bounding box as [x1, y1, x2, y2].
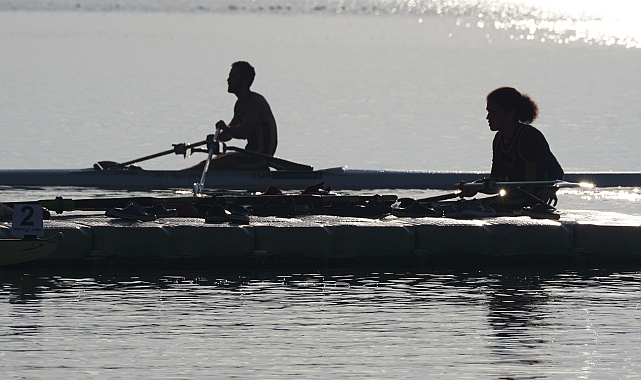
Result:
[1, 268, 639, 378]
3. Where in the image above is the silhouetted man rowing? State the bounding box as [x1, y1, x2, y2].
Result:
[187, 61, 278, 170]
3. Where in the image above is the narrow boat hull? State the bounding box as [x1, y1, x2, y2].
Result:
[0, 167, 639, 190]
[0, 237, 61, 266]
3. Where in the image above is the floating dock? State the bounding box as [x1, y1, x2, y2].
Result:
[1, 211, 640, 267]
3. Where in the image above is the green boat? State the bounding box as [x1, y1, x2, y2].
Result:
[0, 233, 63, 266]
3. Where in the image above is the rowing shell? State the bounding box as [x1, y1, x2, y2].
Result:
[0, 167, 639, 191]
[0, 233, 63, 266]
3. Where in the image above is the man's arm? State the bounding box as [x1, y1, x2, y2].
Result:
[219, 95, 262, 141]
[215, 120, 233, 142]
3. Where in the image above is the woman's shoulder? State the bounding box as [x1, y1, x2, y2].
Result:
[519, 123, 546, 139]
[518, 124, 551, 151]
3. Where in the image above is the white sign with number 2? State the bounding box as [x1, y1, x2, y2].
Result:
[11, 204, 44, 238]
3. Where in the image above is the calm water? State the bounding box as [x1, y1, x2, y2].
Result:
[1, 2, 640, 172]
[1, 268, 640, 378]
[1, 1, 641, 378]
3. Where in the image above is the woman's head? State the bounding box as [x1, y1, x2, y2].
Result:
[486, 87, 538, 124]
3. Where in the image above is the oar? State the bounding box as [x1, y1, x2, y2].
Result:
[416, 192, 461, 203]
[4, 196, 209, 214]
[223, 145, 313, 171]
[404, 179, 592, 208]
[7, 195, 225, 214]
[514, 187, 556, 210]
[402, 188, 498, 207]
[5, 196, 153, 213]
[457, 178, 594, 210]
[193, 131, 220, 196]
[4, 193, 398, 214]
[458, 179, 594, 192]
[391, 192, 460, 208]
[94, 140, 208, 170]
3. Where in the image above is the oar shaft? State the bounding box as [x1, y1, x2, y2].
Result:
[119, 149, 176, 166]
[459, 179, 584, 190]
[10, 196, 220, 213]
[194, 147, 215, 195]
[514, 187, 556, 210]
[193, 129, 220, 196]
[416, 192, 460, 203]
[5, 196, 161, 213]
[120, 140, 207, 166]
[4, 194, 399, 213]
[225, 146, 313, 171]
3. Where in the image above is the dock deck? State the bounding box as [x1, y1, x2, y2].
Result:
[2, 210, 640, 267]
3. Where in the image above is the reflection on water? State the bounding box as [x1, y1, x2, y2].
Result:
[1, 268, 639, 378]
[484, 272, 549, 370]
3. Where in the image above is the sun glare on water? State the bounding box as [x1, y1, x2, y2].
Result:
[490, 0, 641, 47]
[563, 188, 641, 203]
[1, 0, 638, 47]
[343, 0, 641, 47]
[579, 182, 595, 189]
[389, 0, 641, 47]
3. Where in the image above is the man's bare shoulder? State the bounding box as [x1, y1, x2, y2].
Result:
[247, 91, 271, 106]
[244, 92, 274, 116]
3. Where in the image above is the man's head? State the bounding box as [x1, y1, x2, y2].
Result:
[227, 61, 255, 94]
